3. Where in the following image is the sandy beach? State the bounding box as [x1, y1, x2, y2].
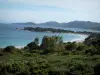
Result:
[64, 33, 89, 43]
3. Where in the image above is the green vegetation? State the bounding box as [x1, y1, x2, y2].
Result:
[40, 36, 64, 53]
[0, 34, 100, 75]
[25, 37, 39, 50]
[23, 27, 94, 34]
[4, 46, 16, 53]
[23, 27, 74, 33]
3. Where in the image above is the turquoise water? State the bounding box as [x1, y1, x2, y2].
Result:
[0, 24, 90, 48]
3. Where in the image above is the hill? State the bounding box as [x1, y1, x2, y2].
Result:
[1, 21, 100, 30]
[62, 21, 100, 30]
[11, 22, 36, 25]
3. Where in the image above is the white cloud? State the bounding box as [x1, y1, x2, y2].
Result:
[0, 8, 100, 23]
[0, 0, 100, 23]
[6, 0, 100, 11]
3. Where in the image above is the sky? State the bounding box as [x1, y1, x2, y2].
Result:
[0, 0, 100, 23]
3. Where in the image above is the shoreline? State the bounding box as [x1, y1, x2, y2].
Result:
[0, 33, 89, 49]
[64, 33, 89, 43]
[67, 33, 90, 36]
[15, 34, 88, 49]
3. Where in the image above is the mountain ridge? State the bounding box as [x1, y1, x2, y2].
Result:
[1, 21, 100, 30]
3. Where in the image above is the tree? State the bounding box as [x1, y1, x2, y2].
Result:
[40, 36, 55, 52]
[26, 37, 39, 50]
[40, 36, 65, 53]
[34, 37, 39, 45]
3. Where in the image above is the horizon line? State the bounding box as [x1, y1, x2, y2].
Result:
[1, 20, 100, 24]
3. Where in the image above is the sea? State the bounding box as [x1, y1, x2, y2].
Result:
[0, 24, 99, 48]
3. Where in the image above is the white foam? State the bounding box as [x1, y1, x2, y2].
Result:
[64, 34, 88, 43]
[15, 46, 24, 49]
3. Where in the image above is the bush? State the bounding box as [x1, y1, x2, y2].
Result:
[40, 36, 65, 53]
[94, 62, 100, 75]
[4, 46, 16, 53]
[65, 42, 77, 51]
[26, 37, 39, 50]
[77, 45, 86, 51]
[27, 42, 39, 50]
[84, 46, 98, 55]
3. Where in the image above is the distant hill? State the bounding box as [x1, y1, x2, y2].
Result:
[1, 21, 100, 30]
[11, 22, 36, 25]
[62, 21, 100, 30]
[38, 21, 61, 26]
[37, 21, 100, 30]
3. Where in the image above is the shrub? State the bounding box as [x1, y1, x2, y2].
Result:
[26, 37, 39, 50]
[65, 42, 77, 51]
[4, 46, 16, 53]
[84, 46, 98, 55]
[94, 62, 100, 75]
[40, 36, 65, 53]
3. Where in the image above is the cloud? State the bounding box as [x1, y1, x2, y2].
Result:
[0, 0, 100, 23]
[0, 8, 100, 23]
[5, 0, 100, 12]
[0, 0, 68, 12]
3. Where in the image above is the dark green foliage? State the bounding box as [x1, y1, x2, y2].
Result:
[34, 37, 39, 45]
[27, 42, 39, 50]
[4, 46, 16, 53]
[84, 34, 100, 47]
[65, 42, 77, 51]
[84, 46, 97, 55]
[24, 27, 74, 33]
[0, 50, 5, 56]
[40, 36, 65, 53]
[76, 44, 87, 51]
[26, 37, 39, 50]
[84, 34, 100, 55]
[94, 62, 100, 75]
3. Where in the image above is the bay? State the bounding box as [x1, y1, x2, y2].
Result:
[0, 24, 96, 48]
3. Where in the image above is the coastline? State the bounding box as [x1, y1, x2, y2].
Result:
[64, 33, 89, 43]
[68, 32, 90, 36]
[15, 33, 89, 49]
[0, 32, 89, 49]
